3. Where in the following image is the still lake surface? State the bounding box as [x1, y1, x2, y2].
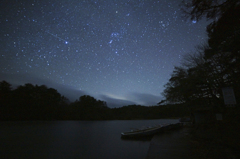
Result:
[1, 119, 178, 159]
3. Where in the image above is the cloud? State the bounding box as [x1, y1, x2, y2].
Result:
[53, 85, 86, 102]
[126, 92, 163, 106]
[98, 94, 136, 108]
[0, 72, 43, 87]
[0, 72, 85, 101]
[0, 73, 162, 106]
[98, 92, 162, 108]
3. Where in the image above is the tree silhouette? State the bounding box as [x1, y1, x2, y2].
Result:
[9, 83, 63, 120]
[205, 4, 240, 103]
[0, 81, 13, 120]
[67, 95, 109, 120]
[0, 80, 12, 92]
[79, 95, 97, 107]
[162, 66, 189, 103]
[0, 81, 191, 121]
[162, 1, 240, 108]
[0, 80, 12, 105]
[162, 43, 226, 108]
[181, 0, 239, 21]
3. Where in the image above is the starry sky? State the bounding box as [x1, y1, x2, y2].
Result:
[0, 0, 209, 107]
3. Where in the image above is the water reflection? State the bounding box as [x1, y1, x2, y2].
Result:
[0, 119, 178, 159]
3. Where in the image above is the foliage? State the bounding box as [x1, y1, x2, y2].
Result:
[181, 0, 240, 21]
[163, 1, 240, 109]
[0, 80, 12, 104]
[0, 82, 67, 120]
[111, 104, 190, 120]
[67, 95, 109, 120]
[0, 81, 189, 120]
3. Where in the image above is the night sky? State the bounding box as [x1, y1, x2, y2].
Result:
[0, 0, 209, 107]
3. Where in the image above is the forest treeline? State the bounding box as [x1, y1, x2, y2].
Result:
[161, 1, 240, 110]
[0, 81, 189, 120]
[2, 1, 239, 120]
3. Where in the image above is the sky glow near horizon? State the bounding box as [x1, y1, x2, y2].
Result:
[0, 0, 209, 107]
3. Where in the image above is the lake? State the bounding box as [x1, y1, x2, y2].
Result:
[0, 119, 178, 159]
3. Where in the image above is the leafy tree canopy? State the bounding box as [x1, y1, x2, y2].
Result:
[181, 0, 240, 21]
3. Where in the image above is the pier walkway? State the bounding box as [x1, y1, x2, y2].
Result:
[146, 127, 193, 159]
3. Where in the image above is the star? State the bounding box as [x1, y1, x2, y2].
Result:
[0, 0, 209, 107]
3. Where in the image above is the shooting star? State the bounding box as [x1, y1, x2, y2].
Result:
[45, 31, 69, 44]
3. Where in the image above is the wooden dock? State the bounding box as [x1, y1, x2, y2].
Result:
[121, 122, 183, 139]
[146, 127, 193, 159]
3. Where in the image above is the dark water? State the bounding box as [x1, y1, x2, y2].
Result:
[0, 119, 178, 159]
